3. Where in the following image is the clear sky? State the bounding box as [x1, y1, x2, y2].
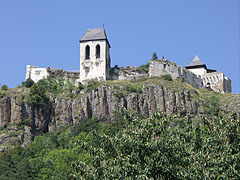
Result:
[0, 0, 239, 92]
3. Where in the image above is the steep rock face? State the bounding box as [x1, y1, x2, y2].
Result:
[0, 126, 33, 153]
[0, 85, 200, 133]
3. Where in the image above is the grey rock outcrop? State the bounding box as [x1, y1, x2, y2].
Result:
[0, 85, 200, 133]
[0, 84, 239, 152]
[0, 126, 33, 153]
[1, 84, 239, 136]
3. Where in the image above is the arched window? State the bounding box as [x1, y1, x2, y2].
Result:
[96, 44, 100, 58]
[85, 45, 90, 59]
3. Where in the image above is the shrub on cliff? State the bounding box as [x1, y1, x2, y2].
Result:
[78, 82, 85, 91]
[0, 91, 7, 99]
[22, 78, 34, 88]
[86, 80, 99, 92]
[161, 74, 172, 81]
[26, 83, 49, 107]
[126, 84, 142, 94]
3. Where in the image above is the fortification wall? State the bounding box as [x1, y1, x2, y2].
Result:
[47, 68, 79, 81]
[149, 60, 203, 89]
[202, 72, 231, 93]
[109, 65, 148, 81]
[26, 65, 49, 82]
[26, 60, 231, 93]
[224, 76, 232, 93]
[26, 65, 79, 84]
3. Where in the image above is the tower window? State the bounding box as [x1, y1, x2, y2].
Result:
[96, 44, 100, 58]
[85, 45, 90, 59]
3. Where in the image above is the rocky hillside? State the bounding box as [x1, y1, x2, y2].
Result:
[0, 77, 239, 152]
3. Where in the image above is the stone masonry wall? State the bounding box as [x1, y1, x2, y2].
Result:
[149, 60, 203, 89]
[109, 65, 148, 81]
[26, 65, 79, 84]
[202, 72, 232, 93]
[47, 68, 79, 83]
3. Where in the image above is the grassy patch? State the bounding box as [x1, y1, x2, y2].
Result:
[160, 74, 172, 81]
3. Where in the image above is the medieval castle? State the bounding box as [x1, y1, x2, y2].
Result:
[26, 28, 232, 93]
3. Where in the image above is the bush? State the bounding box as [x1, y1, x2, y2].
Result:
[35, 77, 63, 95]
[161, 74, 172, 81]
[65, 79, 74, 92]
[86, 80, 99, 92]
[71, 117, 100, 136]
[126, 84, 142, 94]
[114, 90, 125, 99]
[208, 95, 220, 116]
[26, 83, 49, 107]
[48, 78, 62, 94]
[180, 77, 185, 82]
[78, 82, 85, 91]
[22, 78, 34, 88]
[1, 85, 8, 91]
[22, 118, 32, 126]
[0, 91, 7, 99]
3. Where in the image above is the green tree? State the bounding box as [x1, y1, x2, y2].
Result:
[209, 95, 220, 116]
[1, 84, 8, 91]
[0, 109, 239, 179]
[152, 52, 158, 60]
[26, 83, 49, 107]
[22, 78, 35, 88]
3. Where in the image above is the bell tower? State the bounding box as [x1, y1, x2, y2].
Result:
[79, 28, 111, 84]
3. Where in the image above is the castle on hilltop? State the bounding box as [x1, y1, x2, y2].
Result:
[26, 28, 232, 93]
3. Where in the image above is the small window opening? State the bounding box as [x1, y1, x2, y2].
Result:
[96, 44, 100, 58]
[85, 45, 90, 59]
[163, 64, 166, 69]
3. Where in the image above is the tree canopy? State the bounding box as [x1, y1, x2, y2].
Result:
[0, 108, 239, 179]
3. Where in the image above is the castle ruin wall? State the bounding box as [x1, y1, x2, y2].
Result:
[109, 65, 148, 81]
[26, 65, 79, 85]
[202, 72, 231, 93]
[149, 60, 203, 89]
[26, 65, 49, 82]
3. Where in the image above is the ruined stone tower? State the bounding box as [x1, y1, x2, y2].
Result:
[79, 28, 111, 84]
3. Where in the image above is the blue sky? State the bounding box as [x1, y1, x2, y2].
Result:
[0, 0, 239, 93]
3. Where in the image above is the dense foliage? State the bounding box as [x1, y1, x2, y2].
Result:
[0, 108, 239, 179]
[22, 78, 35, 88]
[26, 81, 50, 107]
[1, 84, 8, 91]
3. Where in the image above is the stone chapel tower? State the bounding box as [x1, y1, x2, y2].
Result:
[79, 28, 111, 84]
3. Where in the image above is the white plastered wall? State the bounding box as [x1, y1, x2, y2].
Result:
[26, 65, 49, 82]
[80, 40, 110, 83]
[187, 67, 206, 76]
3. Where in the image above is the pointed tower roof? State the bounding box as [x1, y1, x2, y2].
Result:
[185, 54, 207, 69]
[80, 28, 110, 47]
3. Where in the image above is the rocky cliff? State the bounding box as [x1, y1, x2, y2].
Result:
[0, 85, 199, 132]
[0, 82, 239, 152]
